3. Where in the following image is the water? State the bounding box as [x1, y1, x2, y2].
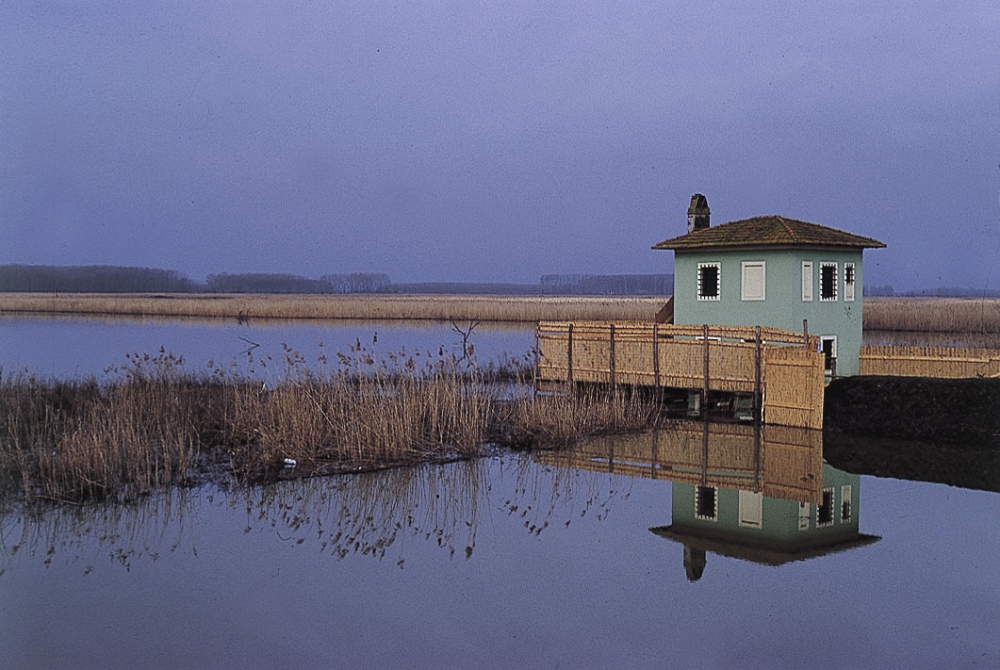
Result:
[1, 316, 998, 666]
[0, 315, 535, 381]
[2, 430, 998, 668]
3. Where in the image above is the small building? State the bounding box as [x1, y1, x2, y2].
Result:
[652, 463, 879, 580]
[652, 195, 885, 377]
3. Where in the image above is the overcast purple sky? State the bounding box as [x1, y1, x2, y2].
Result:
[2, 2, 998, 289]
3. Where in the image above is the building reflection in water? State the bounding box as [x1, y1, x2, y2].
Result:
[536, 420, 880, 580]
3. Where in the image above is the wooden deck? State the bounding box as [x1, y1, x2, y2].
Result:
[535, 321, 826, 430]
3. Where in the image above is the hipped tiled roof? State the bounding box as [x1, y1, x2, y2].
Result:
[652, 215, 886, 251]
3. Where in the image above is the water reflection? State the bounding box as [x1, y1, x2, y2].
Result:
[0, 314, 534, 380]
[0, 455, 629, 576]
[539, 421, 880, 578]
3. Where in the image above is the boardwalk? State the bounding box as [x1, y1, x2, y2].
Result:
[535, 321, 826, 429]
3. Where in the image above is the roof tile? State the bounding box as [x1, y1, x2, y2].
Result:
[652, 215, 886, 251]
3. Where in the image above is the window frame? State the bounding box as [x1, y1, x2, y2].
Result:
[820, 262, 838, 302]
[844, 262, 856, 302]
[820, 335, 838, 374]
[840, 484, 853, 522]
[697, 262, 721, 301]
[694, 485, 718, 521]
[817, 487, 835, 527]
[738, 489, 763, 528]
[801, 261, 814, 302]
[741, 261, 766, 301]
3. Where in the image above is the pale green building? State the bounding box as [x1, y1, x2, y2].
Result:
[653, 195, 885, 376]
[652, 464, 879, 579]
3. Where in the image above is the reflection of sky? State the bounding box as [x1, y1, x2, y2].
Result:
[0, 316, 535, 380]
[2, 456, 998, 667]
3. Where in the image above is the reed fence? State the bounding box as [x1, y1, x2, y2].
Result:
[535, 322, 825, 429]
[859, 345, 1000, 379]
[536, 422, 824, 504]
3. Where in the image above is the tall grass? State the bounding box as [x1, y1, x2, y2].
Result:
[5, 293, 1000, 333]
[0, 345, 662, 504]
[864, 297, 1000, 333]
[0, 293, 664, 323]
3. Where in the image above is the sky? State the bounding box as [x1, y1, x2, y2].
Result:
[1, 2, 998, 290]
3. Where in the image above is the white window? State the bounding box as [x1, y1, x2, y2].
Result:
[840, 484, 853, 522]
[820, 262, 838, 301]
[820, 336, 837, 374]
[694, 485, 718, 521]
[697, 263, 720, 301]
[798, 502, 810, 530]
[817, 488, 835, 527]
[844, 263, 856, 302]
[738, 489, 763, 528]
[801, 261, 813, 301]
[741, 261, 766, 301]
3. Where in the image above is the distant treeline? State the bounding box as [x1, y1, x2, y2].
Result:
[0, 265, 674, 296]
[864, 283, 1000, 298]
[4, 264, 994, 298]
[0, 264, 196, 293]
[540, 274, 673, 295]
[205, 273, 391, 294]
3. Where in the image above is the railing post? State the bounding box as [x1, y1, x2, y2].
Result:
[652, 323, 660, 389]
[567, 323, 574, 387]
[702, 324, 710, 415]
[754, 325, 762, 425]
[609, 323, 616, 389]
[533, 326, 540, 397]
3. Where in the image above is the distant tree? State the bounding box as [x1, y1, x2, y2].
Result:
[0, 264, 195, 293]
[319, 273, 391, 293]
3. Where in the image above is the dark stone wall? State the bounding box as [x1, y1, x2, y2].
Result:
[824, 376, 1000, 444]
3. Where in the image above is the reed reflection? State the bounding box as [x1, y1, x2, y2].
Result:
[0, 454, 631, 575]
[539, 420, 879, 579]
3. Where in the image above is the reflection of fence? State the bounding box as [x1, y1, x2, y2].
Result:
[535, 422, 824, 504]
[535, 322, 825, 429]
[860, 345, 1000, 379]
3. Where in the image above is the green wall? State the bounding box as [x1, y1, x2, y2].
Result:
[673, 248, 866, 375]
[670, 464, 862, 550]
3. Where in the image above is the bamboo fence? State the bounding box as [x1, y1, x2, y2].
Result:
[536, 422, 824, 504]
[536, 321, 825, 429]
[860, 345, 1000, 378]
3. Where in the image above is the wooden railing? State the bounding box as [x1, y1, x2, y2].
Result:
[535, 321, 825, 429]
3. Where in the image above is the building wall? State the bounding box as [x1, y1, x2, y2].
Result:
[670, 465, 862, 549]
[672, 248, 866, 375]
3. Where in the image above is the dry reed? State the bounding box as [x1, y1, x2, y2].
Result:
[0, 293, 664, 323]
[863, 297, 1000, 333]
[5, 293, 1000, 333]
[0, 345, 663, 504]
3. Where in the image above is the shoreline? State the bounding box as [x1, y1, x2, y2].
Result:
[2, 293, 1000, 333]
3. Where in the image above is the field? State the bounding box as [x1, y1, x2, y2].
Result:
[2, 293, 1000, 332]
[0, 293, 663, 323]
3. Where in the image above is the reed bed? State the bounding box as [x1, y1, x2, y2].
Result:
[0, 293, 664, 324]
[0, 346, 663, 504]
[863, 297, 1000, 333]
[5, 293, 1000, 333]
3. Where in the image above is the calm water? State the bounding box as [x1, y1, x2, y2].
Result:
[2, 427, 999, 668]
[1, 317, 999, 667]
[0, 315, 535, 381]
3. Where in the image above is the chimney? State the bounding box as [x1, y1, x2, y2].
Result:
[687, 193, 710, 233]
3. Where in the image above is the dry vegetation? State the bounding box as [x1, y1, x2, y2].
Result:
[4, 293, 1000, 332]
[0, 293, 664, 323]
[863, 298, 1000, 333]
[0, 346, 663, 504]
